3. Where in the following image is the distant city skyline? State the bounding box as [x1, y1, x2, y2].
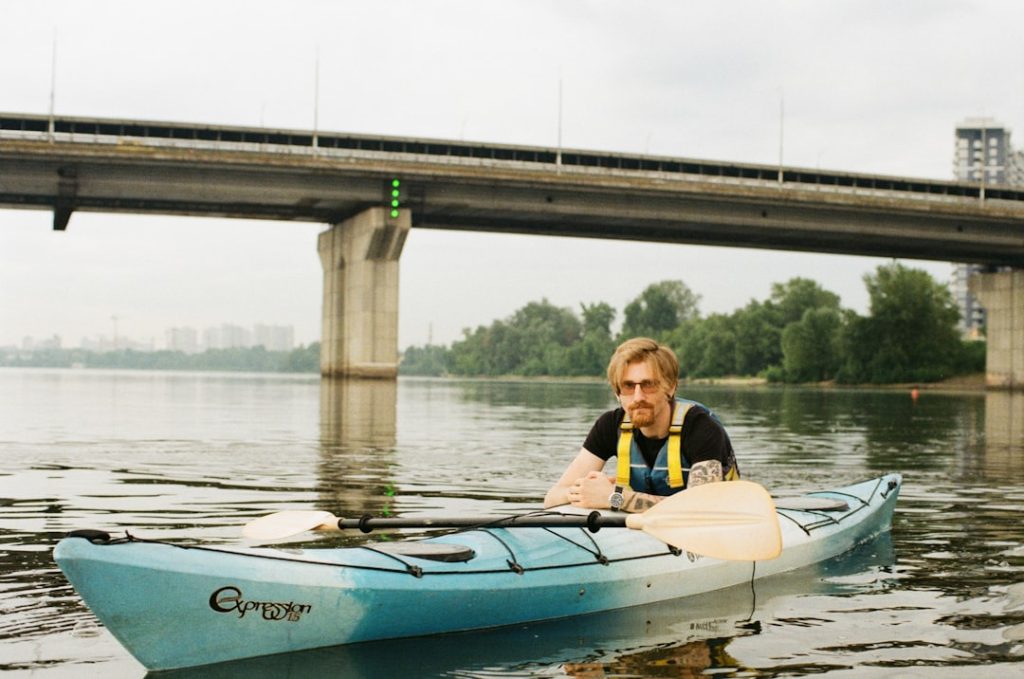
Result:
[9, 322, 297, 353]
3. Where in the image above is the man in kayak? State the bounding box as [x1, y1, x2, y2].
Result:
[544, 337, 739, 513]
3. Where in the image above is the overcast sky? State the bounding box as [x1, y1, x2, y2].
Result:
[3, 1, 1022, 350]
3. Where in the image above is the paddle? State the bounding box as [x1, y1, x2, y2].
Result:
[243, 480, 782, 561]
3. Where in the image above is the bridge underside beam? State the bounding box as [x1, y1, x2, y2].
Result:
[4, 141, 1024, 266]
[970, 270, 1024, 388]
[318, 207, 410, 379]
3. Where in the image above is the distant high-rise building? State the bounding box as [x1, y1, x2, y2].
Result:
[166, 326, 199, 354]
[22, 335, 61, 350]
[953, 118, 1011, 184]
[253, 324, 295, 352]
[203, 324, 251, 350]
[80, 334, 153, 352]
[951, 265, 986, 340]
[951, 118, 1016, 338]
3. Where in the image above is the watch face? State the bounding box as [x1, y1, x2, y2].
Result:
[609, 492, 624, 509]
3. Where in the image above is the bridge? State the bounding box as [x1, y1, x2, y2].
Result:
[3, 113, 1024, 385]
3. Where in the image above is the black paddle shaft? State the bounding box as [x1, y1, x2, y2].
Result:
[337, 512, 628, 534]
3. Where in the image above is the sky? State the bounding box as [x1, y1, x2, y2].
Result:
[3, 1, 1024, 350]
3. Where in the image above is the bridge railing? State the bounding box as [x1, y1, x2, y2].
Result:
[4, 112, 1024, 208]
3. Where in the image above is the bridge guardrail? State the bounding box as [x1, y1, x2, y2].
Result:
[5, 115, 1024, 209]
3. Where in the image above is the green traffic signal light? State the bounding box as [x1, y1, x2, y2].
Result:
[389, 178, 402, 218]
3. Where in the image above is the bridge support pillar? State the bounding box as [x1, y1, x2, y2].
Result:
[317, 207, 410, 379]
[970, 270, 1024, 388]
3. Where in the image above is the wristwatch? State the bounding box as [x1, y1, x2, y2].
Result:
[608, 485, 625, 511]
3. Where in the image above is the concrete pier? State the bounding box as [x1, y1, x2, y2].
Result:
[970, 270, 1024, 388]
[318, 207, 410, 378]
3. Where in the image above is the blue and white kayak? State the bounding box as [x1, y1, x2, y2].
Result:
[54, 473, 900, 671]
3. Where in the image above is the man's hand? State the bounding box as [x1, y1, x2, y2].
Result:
[568, 470, 616, 508]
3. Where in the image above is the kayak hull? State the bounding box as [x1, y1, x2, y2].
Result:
[54, 473, 900, 671]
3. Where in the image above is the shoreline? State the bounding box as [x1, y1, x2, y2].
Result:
[2, 365, 990, 393]
[685, 373, 987, 394]
[410, 371, 990, 394]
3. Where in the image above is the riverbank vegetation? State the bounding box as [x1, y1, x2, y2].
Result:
[0, 343, 320, 374]
[2, 263, 983, 384]
[400, 263, 985, 384]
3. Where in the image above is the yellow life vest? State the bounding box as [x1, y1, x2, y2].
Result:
[616, 400, 692, 490]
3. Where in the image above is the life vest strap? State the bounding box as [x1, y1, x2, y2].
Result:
[667, 403, 692, 488]
[616, 402, 693, 489]
[616, 416, 632, 486]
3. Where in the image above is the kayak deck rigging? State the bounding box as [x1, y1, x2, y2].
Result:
[75, 522, 687, 578]
[776, 476, 898, 534]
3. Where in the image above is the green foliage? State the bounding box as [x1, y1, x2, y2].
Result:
[581, 302, 615, 338]
[781, 308, 843, 382]
[667, 315, 736, 377]
[838, 263, 963, 383]
[562, 333, 615, 376]
[770, 277, 841, 325]
[667, 278, 842, 378]
[448, 299, 583, 376]
[621, 280, 700, 339]
[731, 300, 782, 376]
[564, 302, 617, 376]
[283, 343, 321, 373]
[399, 344, 453, 376]
[955, 339, 986, 373]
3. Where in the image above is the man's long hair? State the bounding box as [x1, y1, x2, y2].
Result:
[606, 337, 679, 398]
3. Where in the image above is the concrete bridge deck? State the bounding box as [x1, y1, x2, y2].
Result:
[3, 112, 1024, 266]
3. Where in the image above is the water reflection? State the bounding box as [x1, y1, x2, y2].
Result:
[983, 390, 1024, 479]
[448, 377, 614, 411]
[319, 378, 397, 450]
[317, 378, 398, 522]
[858, 391, 979, 473]
[687, 386, 992, 482]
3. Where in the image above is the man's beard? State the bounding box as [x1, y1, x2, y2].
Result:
[627, 400, 656, 427]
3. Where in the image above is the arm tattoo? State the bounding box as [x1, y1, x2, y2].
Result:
[688, 460, 723, 487]
[623, 491, 661, 513]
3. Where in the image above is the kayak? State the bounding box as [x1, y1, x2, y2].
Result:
[54, 473, 901, 671]
[152, 532, 897, 679]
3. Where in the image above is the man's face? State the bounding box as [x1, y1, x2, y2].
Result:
[617, 360, 671, 428]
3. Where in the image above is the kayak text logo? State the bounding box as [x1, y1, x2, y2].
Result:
[209, 586, 312, 622]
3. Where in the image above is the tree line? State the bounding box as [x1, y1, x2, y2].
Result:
[0, 344, 321, 373]
[400, 263, 985, 384]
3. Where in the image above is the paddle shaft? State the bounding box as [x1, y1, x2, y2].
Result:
[338, 513, 627, 533]
[242, 481, 782, 560]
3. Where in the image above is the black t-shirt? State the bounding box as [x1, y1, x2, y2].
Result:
[582, 405, 737, 473]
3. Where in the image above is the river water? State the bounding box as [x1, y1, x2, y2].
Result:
[2, 368, 1023, 677]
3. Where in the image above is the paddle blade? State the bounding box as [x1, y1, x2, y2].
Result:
[626, 480, 782, 561]
[242, 510, 338, 540]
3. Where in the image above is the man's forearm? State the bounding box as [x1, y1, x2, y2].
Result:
[621, 460, 725, 512]
[622, 489, 662, 512]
